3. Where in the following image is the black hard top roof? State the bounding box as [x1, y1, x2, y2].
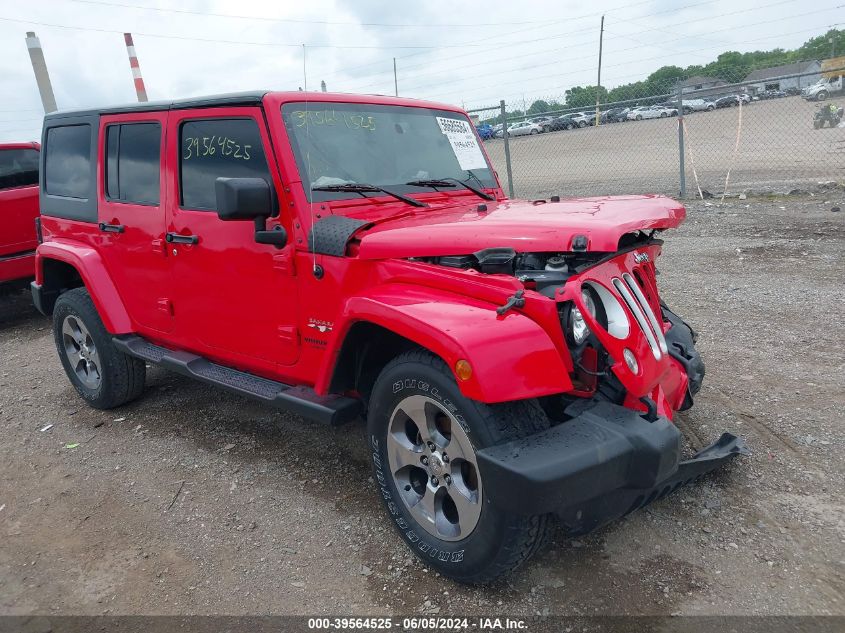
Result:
[44, 91, 269, 120]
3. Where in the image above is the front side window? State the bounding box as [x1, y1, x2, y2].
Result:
[45, 124, 91, 199]
[0, 148, 39, 190]
[179, 118, 271, 211]
[106, 123, 161, 205]
[281, 103, 496, 203]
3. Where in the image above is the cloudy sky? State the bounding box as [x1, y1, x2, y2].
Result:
[0, 0, 841, 142]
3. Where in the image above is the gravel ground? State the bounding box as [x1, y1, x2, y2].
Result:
[0, 195, 843, 617]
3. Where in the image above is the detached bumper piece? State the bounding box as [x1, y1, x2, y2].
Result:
[476, 401, 748, 535]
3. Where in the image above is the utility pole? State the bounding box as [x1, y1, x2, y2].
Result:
[595, 15, 604, 127]
[393, 58, 398, 96]
[830, 37, 836, 58]
[25, 32, 57, 113]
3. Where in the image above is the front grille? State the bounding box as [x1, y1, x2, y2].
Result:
[612, 274, 668, 360]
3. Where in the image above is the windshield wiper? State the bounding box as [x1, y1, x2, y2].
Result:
[406, 178, 494, 201]
[312, 183, 428, 208]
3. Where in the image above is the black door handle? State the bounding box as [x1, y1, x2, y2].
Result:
[99, 222, 125, 233]
[165, 232, 199, 245]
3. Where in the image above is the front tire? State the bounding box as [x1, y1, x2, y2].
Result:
[367, 350, 551, 584]
[53, 288, 146, 409]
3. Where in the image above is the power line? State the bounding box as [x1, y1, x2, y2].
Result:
[454, 22, 841, 108]
[66, 0, 559, 28]
[320, 0, 667, 80]
[334, 0, 793, 92]
[342, 0, 805, 95]
[0, 15, 542, 50]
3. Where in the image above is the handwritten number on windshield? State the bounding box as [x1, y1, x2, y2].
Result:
[183, 136, 252, 160]
[291, 110, 376, 132]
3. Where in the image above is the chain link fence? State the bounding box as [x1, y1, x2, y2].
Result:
[469, 66, 844, 200]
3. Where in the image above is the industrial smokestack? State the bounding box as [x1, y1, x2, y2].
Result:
[25, 31, 58, 113]
[123, 33, 148, 102]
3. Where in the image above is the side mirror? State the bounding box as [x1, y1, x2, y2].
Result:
[215, 177, 273, 221]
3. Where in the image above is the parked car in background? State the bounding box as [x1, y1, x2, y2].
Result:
[544, 115, 576, 131]
[475, 123, 494, 140]
[757, 90, 787, 100]
[0, 142, 40, 295]
[571, 111, 598, 128]
[529, 116, 555, 131]
[627, 106, 675, 120]
[679, 99, 715, 113]
[738, 94, 751, 104]
[714, 95, 740, 108]
[602, 107, 629, 123]
[505, 120, 543, 136]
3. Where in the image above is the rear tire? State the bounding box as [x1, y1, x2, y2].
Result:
[367, 349, 551, 584]
[53, 288, 146, 409]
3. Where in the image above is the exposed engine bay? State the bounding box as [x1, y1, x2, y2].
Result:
[414, 229, 660, 297]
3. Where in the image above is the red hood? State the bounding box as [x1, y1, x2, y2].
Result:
[354, 194, 685, 259]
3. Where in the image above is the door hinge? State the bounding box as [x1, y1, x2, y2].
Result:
[272, 249, 295, 275]
[277, 325, 299, 345]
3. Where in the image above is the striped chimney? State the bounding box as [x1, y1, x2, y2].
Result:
[124, 33, 148, 102]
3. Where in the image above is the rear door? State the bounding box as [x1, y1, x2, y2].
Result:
[97, 113, 173, 333]
[164, 107, 299, 367]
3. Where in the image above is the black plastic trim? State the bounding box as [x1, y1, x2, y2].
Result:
[112, 334, 361, 425]
[44, 91, 268, 120]
[30, 281, 58, 316]
[308, 216, 369, 256]
[476, 400, 746, 534]
[662, 304, 705, 408]
[0, 249, 36, 262]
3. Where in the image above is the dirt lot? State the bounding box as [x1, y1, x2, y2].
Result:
[484, 96, 845, 198]
[0, 196, 843, 617]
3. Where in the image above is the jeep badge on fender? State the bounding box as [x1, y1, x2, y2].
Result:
[31, 91, 747, 584]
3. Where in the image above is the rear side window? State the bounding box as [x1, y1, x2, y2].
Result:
[0, 148, 39, 190]
[106, 123, 161, 205]
[179, 118, 271, 211]
[45, 125, 92, 199]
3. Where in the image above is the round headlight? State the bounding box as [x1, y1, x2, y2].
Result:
[570, 290, 596, 345]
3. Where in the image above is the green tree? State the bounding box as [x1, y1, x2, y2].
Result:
[794, 29, 844, 60]
[565, 85, 608, 108]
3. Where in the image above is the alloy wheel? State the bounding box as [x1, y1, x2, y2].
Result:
[61, 315, 101, 390]
[386, 395, 483, 541]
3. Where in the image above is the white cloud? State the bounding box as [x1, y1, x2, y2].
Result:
[0, 0, 839, 142]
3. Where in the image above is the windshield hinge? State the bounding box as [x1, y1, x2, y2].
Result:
[496, 290, 525, 316]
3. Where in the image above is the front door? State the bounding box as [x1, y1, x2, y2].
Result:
[164, 107, 299, 367]
[97, 114, 173, 333]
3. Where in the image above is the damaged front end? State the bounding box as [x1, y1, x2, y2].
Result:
[400, 229, 747, 530]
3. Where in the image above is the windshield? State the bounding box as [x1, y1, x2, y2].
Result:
[281, 102, 497, 202]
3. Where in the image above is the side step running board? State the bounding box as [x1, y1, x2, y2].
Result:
[113, 335, 361, 426]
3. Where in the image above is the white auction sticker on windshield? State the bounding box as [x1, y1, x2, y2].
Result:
[436, 117, 488, 171]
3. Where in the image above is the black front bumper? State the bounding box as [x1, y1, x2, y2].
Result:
[476, 401, 748, 535]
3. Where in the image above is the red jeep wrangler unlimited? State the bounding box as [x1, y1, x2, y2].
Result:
[0, 142, 40, 294]
[32, 92, 746, 583]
